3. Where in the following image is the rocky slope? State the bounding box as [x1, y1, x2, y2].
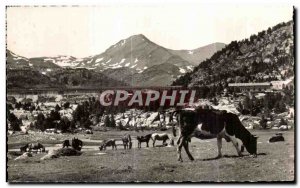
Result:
[173, 21, 294, 87]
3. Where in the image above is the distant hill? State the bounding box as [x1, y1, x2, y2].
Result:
[168, 42, 226, 65]
[6, 50, 127, 89]
[172, 21, 294, 87]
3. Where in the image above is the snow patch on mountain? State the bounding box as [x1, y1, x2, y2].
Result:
[186, 65, 194, 70]
[179, 68, 186, 73]
[95, 57, 104, 63]
[120, 58, 126, 64]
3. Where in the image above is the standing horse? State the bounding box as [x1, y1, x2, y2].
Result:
[99, 139, 117, 151]
[71, 137, 83, 151]
[28, 143, 46, 153]
[122, 134, 132, 149]
[151, 133, 170, 147]
[62, 140, 71, 148]
[136, 134, 152, 148]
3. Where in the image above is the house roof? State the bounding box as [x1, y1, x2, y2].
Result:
[228, 82, 271, 87]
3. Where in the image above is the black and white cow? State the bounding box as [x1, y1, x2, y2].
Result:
[172, 108, 258, 162]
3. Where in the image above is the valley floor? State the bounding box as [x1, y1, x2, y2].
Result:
[7, 129, 294, 182]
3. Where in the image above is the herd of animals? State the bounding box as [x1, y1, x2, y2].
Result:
[18, 133, 173, 153]
[17, 108, 287, 162]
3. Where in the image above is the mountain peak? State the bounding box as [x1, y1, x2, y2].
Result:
[131, 34, 147, 39]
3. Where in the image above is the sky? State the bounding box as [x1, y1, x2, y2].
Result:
[6, 4, 293, 58]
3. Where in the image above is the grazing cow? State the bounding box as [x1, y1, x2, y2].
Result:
[136, 134, 152, 148]
[172, 108, 258, 162]
[99, 139, 117, 151]
[28, 143, 46, 153]
[122, 134, 132, 149]
[20, 144, 29, 153]
[71, 138, 83, 151]
[62, 140, 71, 148]
[269, 133, 285, 142]
[151, 133, 170, 147]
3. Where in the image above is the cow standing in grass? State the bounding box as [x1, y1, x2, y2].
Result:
[172, 108, 258, 162]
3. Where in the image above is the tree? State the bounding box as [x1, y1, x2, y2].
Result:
[82, 119, 92, 129]
[55, 104, 61, 112]
[15, 102, 22, 110]
[63, 102, 70, 109]
[104, 115, 110, 127]
[110, 114, 116, 128]
[118, 121, 125, 130]
[70, 121, 76, 130]
[50, 110, 61, 121]
[58, 116, 71, 132]
[36, 113, 45, 130]
[8, 112, 21, 131]
[273, 47, 279, 56]
[212, 98, 218, 105]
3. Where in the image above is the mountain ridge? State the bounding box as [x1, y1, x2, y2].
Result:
[7, 34, 226, 87]
[172, 20, 294, 88]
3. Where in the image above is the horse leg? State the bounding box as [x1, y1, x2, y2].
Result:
[217, 135, 223, 158]
[152, 139, 156, 147]
[177, 136, 185, 162]
[183, 139, 194, 161]
[146, 141, 149, 147]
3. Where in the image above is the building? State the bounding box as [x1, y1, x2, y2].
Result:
[228, 82, 271, 92]
[271, 77, 294, 90]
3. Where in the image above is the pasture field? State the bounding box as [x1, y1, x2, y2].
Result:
[7, 129, 294, 182]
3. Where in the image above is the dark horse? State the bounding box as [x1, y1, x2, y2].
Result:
[122, 134, 132, 149]
[136, 134, 152, 148]
[72, 137, 83, 151]
[28, 143, 46, 153]
[62, 140, 71, 148]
